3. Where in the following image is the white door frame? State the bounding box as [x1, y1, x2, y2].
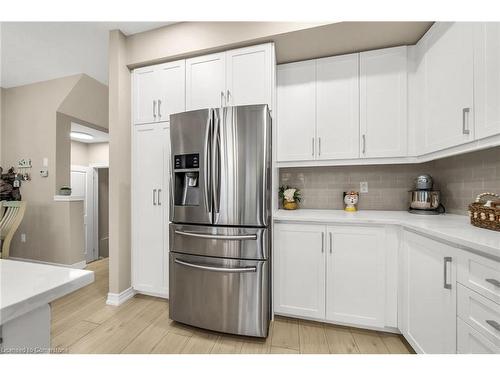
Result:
[90, 163, 109, 260]
[71, 165, 95, 263]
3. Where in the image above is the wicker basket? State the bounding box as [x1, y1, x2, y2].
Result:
[468, 192, 500, 232]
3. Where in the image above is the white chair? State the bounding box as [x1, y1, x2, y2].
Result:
[0, 201, 27, 259]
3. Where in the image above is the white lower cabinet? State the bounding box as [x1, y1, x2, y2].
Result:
[400, 231, 457, 354]
[457, 318, 500, 354]
[274, 223, 395, 329]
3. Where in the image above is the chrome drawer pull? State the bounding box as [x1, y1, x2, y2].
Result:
[174, 230, 257, 240]
[485, 278, 500, 288]
[443, 257, 452, 289]
[174, 259, 257, 273]
[486, 320, 500, 332]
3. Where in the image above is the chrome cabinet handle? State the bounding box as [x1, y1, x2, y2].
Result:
[174, 259, 257, 273]
[312, 137, 315, 157]
[362, 134, 366, 154]
[321, 232, 324, 253]
[443, 257, 452, 289]
[153, 100, 157, 119]
[158, 189, 162, 205]
[220, 91, 225, 107]
[462, 108, 470, 135]
[485, 278, 500, 287]
[152, 189, 157, 206]
[318, 137, 322, 156]
[486, 320, 500, 332]
[158, 99, 162, 118]
[174, 230, 257, 240]
[329, 232, 333, 254]
[226, 89, 230, 104]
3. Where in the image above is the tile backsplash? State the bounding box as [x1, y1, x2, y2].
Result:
[279, 146, 500, 215]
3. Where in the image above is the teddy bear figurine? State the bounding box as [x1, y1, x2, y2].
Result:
[343, 191, 359, 212]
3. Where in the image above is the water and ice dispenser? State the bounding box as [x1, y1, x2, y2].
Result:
[173, 153, 200, 206]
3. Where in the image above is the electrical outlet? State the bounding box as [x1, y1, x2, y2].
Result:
[21, 233, 26, 243]
[360, 181, 369, 193]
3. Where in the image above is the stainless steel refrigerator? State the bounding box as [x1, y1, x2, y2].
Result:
[169, 104, 271, 338]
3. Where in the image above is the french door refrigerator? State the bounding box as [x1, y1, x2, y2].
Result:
[169, 104, 271, 338]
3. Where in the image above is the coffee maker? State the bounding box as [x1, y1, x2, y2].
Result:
[408, 174, 445, 215]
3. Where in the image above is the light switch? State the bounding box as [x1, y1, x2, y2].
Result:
[43, 158, 49, 167]
[360, 181, 368, 193]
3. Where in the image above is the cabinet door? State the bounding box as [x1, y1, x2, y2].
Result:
[274, 223, 326, 319]
[226, 43, 273, 109]
[326, 226, 386, 328]
[160, 124, 170, 296]
[474, 22, 500, 140]
[400, 231, 457, 354]
[156, 60, 186, 122]
[360, 46, 408, 158]
[133, 67, 158, 125]
[422, 22, 474, 152]
[132, 125, 166, 296]
[316, 54, 359, 160]
[277, 61, 316, 162]
[186, 52, 226, 110]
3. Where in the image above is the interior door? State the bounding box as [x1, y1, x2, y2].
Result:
[225, 44, 273, 109]
[276, 60, 316, 161]
[213, 105, 271, 227]
[186, 52, 226, 110]
[423, 22, 474, 152]
[401, 231, 457, 354]
[274, 223, 326, 320]
[316, 53, 359, 160]
[132, 124, 165, 295]
[360, 46, 408, 158]
[326, 226, 386, 327]
[156, 60, 186, 122]
[133, 66, 158, 125]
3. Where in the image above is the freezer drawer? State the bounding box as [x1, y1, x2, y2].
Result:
[170, 223, 269, 260]
[169, 253, 270, 337]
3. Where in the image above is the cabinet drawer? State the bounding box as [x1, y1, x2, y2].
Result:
[458, 252, 500, 303]
[457, 283, 500, 346]
[457, 318, 500, 354]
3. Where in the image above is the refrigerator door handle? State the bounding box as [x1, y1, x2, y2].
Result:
[174, 230, 257, 241]
[174, 259, 257, 273]
[203, 110, 213, 214]
[212, 109, 221, 214]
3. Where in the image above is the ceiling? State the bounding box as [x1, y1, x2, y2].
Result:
[0, 22, 175, 88]
[71, 122, 109, 143]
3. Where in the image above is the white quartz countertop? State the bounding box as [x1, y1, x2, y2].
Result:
[274, 209, 500, 260]
[0, 259, 94, 325]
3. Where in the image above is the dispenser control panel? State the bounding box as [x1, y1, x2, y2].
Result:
[174, 153, 199, 169]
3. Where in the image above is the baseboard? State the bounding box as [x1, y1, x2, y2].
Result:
[8, 257, 87, 269]
[106, 287, 136, 306]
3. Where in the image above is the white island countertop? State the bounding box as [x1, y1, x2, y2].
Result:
[274, 209, 500, 260]
[0, 259, 94, 325]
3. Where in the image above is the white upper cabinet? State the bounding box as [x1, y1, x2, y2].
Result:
[186, 52, 226, 110]
[474, 22, 500, 140]
[156, 60, 186, 122]
[133, 67, 159, 125]
[274, 223, 326, 320]
[326, 226, 386, 327]
[277, 60, 316, 162]
[133, 60, 186, 125]
[226, 44, 273, 109]
[316, 54, 359, 160]
[421, 22, 474, 153]
[360, 46, 408, 158]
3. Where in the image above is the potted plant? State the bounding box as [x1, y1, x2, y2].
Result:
[59, 185, 72, 196]
[279, 185, 302, 210]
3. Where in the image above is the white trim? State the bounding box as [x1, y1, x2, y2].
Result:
[89, 162, 109, 168]
[53, 195, 84, 201]
[106, 287, 136, 306]
[8, 257, 87, 269]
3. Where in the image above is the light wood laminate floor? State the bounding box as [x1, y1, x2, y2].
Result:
[50, 258, 414, 354]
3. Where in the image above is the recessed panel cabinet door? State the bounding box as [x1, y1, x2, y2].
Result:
[277, 61, 316, 162]
[156, 60, 186, 122]
[422, 22, 474, 152]
[225, 44, 273, 109]
[274, 223, 326, 319]
[360, 46, 408, 158]
[316, 54, 359, 160]
[474, 22, 500, 140]
[186, 52, 226, 110]
[133, 67, 158, 125]
[326, 226, 386, 327]
[132, 125, 165, 295]
[400, 231, 457, 354]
